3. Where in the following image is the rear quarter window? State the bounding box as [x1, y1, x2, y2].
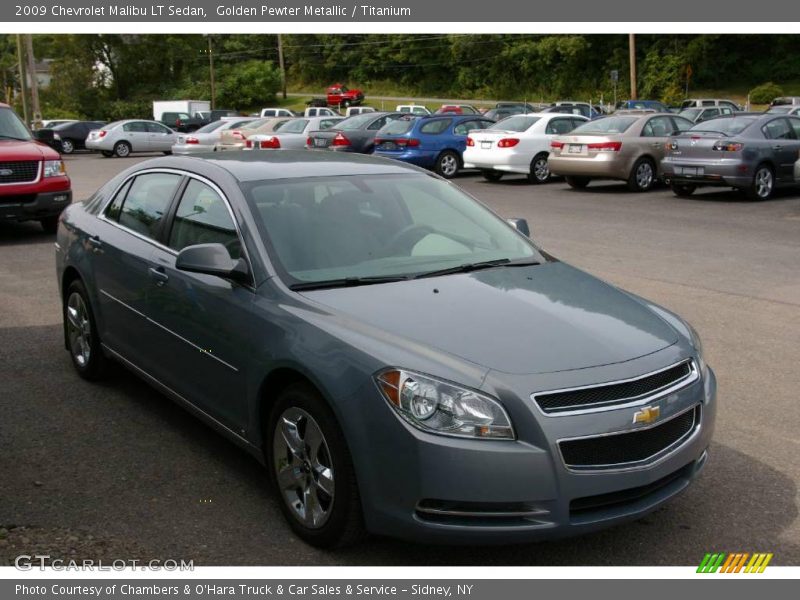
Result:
[419, 119, 451, 135]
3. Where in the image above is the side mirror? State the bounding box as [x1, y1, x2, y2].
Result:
[175, 243, 250, 285]
[507, 218, 531, 238]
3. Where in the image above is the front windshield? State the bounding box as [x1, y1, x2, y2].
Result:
[689, 116, 756, 135]
[490, 115, 540, 132]
[571, 116, 637, 135]
[0, 107, 32, 140]
[243, 174, 541, 285]
[337, 113, 380, 130]
[242, 118, 270, 130]
[194, 120, 228, 134]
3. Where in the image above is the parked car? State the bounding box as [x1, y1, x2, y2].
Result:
[245, 116, 344, 150]
[435, 104, 480, 115]
[47, 121, 106, 154]
[215, 118, 291, 151]
[661, 113, 800, 200]
[304, 107, 339, 118]
[548, 111, 694, 191]
[39, 119, 78, 129]
[195, 109, 239, 123]
[373, 114, 495, 178]
[766, 105, 800, 116]
[769, 96, 800, 108]
[171, 117, 258, 155]
[344, 106, 375, 117]
[496, 101, 540, 112]
[306, 112, 404, 154]
[0, 102, 71, 232]
[55, 150, 716, 547]
[680, 98, 741, 111]
[483, 106, 527, 121]
[543, 104, 602, 119]
[396, 104, 431, 115]
[86, 120, 178, 158]
[678, 106, 735, 124]
[326, 83, 365, 107]
[159, 111, 205, 133]
[463, 113, 588, 183]
[616, 100, 671, 113]
[260, 108, 298, 118]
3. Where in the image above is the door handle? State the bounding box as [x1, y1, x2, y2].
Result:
[148, 267, 169, 286]
[88, 235, 103, 250]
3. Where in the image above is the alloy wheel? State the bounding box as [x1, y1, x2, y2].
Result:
[273, 407, 335, 529]
[755, 167, 773, 199]
[61, 139, 74, 154]
[439, 154, 458, 177]
[532, 157, 550, 182]
[66, 292, 92, 367]
[636, 161, 654, 190]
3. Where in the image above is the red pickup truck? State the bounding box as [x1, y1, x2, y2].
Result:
[0, 103, 71, 233]
[326, 84, 365, 108]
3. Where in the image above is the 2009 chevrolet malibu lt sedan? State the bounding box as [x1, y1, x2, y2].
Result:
[55, 152, 716, 548]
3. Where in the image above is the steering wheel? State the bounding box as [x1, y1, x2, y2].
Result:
[382, 224, 435, 256]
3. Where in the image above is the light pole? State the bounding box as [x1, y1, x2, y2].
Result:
[207, 35, 216, 109]
[277, 34, 286, 100]
[628, 33, 637, 100]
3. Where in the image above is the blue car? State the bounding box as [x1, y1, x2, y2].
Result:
[616, 99, 671, 113]
[373, 114, 495, 178]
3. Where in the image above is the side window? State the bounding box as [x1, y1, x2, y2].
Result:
[720, 107, 733, 115]
[168, 179, 241, 259]
[671, 117, 693, 132]
[704, 108, 720, 120]
[642, 116, 672, 137]
[453, 120, 482, 135]
[104, 179, 133, 222]
[419, 119, 451, 135]
[367, 116, 388, 131]
[146, 122, 171, 134]
[546, 118, 574, 135]
[571, 117, 587, 130]
[118, 173, 182, 239]
[763, 118, 795, 140]
[123, 121, 147, 133]
[787, 118, 800, 139]
[701, 100, 715, 106]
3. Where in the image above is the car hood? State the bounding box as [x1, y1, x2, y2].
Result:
[299, 262, 679, 375]
[0, 139, 55, 160]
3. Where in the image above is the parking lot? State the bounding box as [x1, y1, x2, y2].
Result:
[1, 151, 799, 565]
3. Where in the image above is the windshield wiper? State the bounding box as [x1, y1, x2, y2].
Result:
[290, 275, 410, 291]
[414, 257, 541, 279]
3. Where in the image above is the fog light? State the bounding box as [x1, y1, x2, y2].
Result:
[53, 194, 69, 202]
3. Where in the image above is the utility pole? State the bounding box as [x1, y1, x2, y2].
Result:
[277, 34, 286, 100]
[628, 33, 637, 100]
[207, 35, 216, 109]
[15, 34, 29, 126]
[24, 34, 41, 127]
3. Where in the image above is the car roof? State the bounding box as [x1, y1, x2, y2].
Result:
[146, 151, 424, 183]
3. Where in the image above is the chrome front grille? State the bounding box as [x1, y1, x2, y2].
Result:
[533, 360, 696, 415]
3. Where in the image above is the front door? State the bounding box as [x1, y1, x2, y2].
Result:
[147, 122, 176, 151]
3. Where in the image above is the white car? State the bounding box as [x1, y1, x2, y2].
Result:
[344, 106, 375, 116]
[260, 108, 297, 118]
[463, 113, 588, 183]
[171, 117, 258, 155]
[85, 119, 177, 158]
[304, 107, 339, 117]
[245, 116, 344, 150]
[396, 104, 431, 115]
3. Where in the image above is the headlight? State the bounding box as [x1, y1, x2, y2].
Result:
[43, 160, 66, 178]
[686, 321, 707, 377]
[375, 369, 514, 440]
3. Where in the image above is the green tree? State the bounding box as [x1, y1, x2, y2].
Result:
[216, 60, 281, 110]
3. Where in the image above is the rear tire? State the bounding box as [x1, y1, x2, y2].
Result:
[101, 151, 113, 158]
[63, 279, 109, 381]
[113, 141, 131, 158]
[565, 176, 590, 189]
[746, 164, 774, 200]
[162, 151, 172, 155]
[671, 183, 696, 197]
[528, 153, 551, 184]
[482, 170, 503, 182]
[268, 383, 365, 548]
[627, 157, 656, 192]
[60, 139, 75, 154]
[435, 150, 460, 179]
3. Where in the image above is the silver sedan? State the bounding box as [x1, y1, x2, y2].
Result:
[172, 117, 258, 155]
[245, 116, 344, 150]
[86, 119, 177, 158]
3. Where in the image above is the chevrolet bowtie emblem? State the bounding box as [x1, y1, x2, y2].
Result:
[633, 405, 660, 425]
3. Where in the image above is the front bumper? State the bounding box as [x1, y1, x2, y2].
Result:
[0, 188, 72, 222]
[347, 352, 716, 543]
[661, 157, 753, 188]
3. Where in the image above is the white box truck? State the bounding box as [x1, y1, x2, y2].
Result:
[152, 100, 211, 121]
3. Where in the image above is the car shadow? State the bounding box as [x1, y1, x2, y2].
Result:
[3, 323, 798, 566]
[0, 220, 54, 246]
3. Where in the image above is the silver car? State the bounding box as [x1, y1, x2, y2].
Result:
[86, 119, 177, 158]
[245, 116, 344, 150]
[662, 113, 800, 200]
[172, 118, 258, 155]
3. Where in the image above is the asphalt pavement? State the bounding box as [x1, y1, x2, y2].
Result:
[1, 152, 798, 566]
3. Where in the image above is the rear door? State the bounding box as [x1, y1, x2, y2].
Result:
[640, 116, 674, 167]
[762, 117, 800, 181]
[147, 177, 254, 431]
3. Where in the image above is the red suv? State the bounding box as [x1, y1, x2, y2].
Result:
[326, 84, 365, 108]
[0, 103, 71, 233]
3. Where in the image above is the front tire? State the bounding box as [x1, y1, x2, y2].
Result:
[528, 153, 551, 184]
[63, 279, 109, 380]
[268, 383, 365, 548]
[628, 157, 656, 192]
[747, 164, 774, 200]
[435, 150, 460, 179]
[113, 141, 131, 158]
[482, 169, 503, 182]
[60, 139, 75, 154]
[565, 176, 590, 189]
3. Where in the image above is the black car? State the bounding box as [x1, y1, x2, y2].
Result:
[306, 112, 405, 153]
[37, 121, 106, 154]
